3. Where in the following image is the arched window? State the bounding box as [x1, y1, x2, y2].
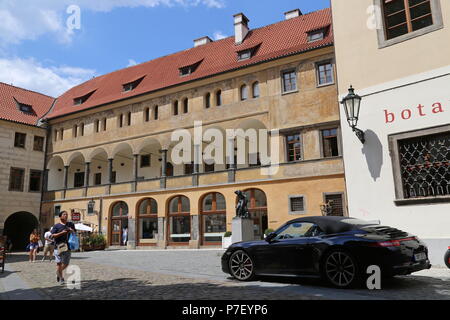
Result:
[112, 201, 128, 217]
[240, 84, 248, 101]
[60, 128, 64, 140]
[216, 90, 222, 106]
[119, 114, 124, 128]
[154, 106, 158, 120]
[103, 118, 107, 131]
[168, 196, 190, 244]
[73, 125, 78, 138]
[183, 98, 188, 113]
[80, 123, 85, 136]
[95, 120, 100, 133]
[127, 112, 132, 126]
[205, 92, 211, 109]
[144, 107, 150, 122]
[166, 162, 174, 177]
[201, 192, 226, 245]
[173, 101, 179, 115]
[137, 198, 158, 243]
[252, 82, 260, 98]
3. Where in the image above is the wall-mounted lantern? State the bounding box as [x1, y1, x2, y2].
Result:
[340, 86, 365, 144]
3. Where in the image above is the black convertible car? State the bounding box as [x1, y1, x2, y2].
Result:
[221, 216, 432, 288]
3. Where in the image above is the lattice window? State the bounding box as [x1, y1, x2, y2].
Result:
[399, 132, 450, 198]
[324, 194, 344, 216]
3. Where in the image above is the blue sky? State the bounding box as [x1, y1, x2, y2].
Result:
[0, 0, 330, 97]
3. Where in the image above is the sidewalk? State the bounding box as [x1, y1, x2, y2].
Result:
[0, 258, 49, 300]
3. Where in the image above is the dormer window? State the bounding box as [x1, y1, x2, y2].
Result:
[18, 102, 33, 113]
[307, 28, 327, 42]
[179, 60, 203, 77]
[73, 90, 96, 106]
[238, 50, 251, 61]
[123, 76, 145, 92]
[236, 43, 261, 61]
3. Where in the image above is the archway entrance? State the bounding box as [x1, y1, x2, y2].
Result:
[3, 212, 39, 251]
[110, 202, 129, 246]
[242, 189, 268, 240]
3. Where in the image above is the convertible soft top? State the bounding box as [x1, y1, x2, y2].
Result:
[290, 216, 377, 235]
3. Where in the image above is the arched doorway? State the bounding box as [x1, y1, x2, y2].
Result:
[110, 201, 129, 246]
[167, 195, 190, 245]
[136, 198, 158, 246]
[242, 189, 268, 240]
[4, 212, 39, 251]
[200, 192, 226, 246]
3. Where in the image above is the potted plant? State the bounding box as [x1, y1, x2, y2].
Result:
[222, 231, 232, 249]
[91, 234, 106, 250]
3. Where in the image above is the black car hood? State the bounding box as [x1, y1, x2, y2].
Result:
[229, 240, 267, 248]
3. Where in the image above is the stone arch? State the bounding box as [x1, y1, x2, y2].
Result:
[3, 212, 39, 251]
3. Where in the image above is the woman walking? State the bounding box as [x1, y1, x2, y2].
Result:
[28, 229, 40, 262]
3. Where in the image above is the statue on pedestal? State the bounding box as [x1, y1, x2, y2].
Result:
[235, 190, 250, 219]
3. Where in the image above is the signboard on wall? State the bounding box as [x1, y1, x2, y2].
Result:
[72, 212, 81, 222]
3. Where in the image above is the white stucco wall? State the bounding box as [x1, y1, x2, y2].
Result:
[339, 66, 450, 240]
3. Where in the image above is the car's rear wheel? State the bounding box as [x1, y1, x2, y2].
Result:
[323, 250, 358, 288]
[229, 250, 255, 281]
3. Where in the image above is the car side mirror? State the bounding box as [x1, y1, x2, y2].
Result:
[265, 232, 277, 243]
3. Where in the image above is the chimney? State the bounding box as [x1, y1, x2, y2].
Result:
[284, 9, 302, 20]
[194, 36, 213, 47]
[233, 13, 250, 44]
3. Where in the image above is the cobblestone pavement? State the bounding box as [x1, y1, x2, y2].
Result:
[2, 250, 450, 300]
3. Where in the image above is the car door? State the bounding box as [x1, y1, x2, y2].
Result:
[261, 222, 317, 275]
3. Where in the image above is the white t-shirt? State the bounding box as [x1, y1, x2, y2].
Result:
[44, 231, 53, 246]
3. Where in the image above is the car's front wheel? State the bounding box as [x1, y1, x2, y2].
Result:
[229, 250, 255, 281]
[323, 250, 359, 288]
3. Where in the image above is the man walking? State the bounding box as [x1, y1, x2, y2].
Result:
[51, 211, 75, 284]
[41, 228, 54, 262]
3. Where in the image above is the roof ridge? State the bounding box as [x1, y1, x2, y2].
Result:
[56, 7, 331, 98]
[0, 81, 56, 99]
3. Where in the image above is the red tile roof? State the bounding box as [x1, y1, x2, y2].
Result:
[0, 82, 55, 126]
[47, 8, 333, 120]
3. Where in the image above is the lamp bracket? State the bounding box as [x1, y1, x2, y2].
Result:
[352, 127, 365, 144]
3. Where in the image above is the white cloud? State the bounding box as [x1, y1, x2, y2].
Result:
[0, 0, 226, 46]
[127, 59, 138, 67]
[213, 31, 228, 40]
[0, 57, 96, 97]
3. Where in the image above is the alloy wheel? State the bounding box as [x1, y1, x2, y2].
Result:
[325, 251, 356, 288]
[229, 250, 254, 281]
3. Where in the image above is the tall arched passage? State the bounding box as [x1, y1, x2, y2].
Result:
[136, 198, 158, 246]
[167, 195, 190, 245]
[200, 192, 226, 245]
[241, 188, 268, 240]
[110, 201, 129, 246]
[3, 212, 39, 251]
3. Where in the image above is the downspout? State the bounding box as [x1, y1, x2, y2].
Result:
[37, 98, 57, 231]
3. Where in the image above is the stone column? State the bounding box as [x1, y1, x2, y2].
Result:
[160, 149, 167, 189]
[127, 217, 136, 249]
[107, 158, 113, 194]
[83, 162, 90, 197]
[192, 144, 200, 186]
[189, 215, 200, 249]
[227, 137, 236, 183]
[63, 165, 69, 198]
[157, 217, 166, 248]
[132, 154, 139, 192]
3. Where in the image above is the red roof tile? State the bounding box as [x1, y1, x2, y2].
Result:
[48, 8, 333, 120]
[0, 82, 55, 126]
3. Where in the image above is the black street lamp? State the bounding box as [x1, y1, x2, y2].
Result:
[341, 86, 365, 144]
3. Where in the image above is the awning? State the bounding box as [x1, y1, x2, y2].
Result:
[75, 223, 93, 232]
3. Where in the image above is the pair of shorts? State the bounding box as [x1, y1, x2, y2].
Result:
[43, 244, 54, 255]
[54, 249, 71, 265]
[29, 243, 39, 250]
